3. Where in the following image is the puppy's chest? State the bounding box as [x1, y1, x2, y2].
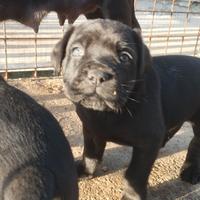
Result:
[78, 110, 144, 142]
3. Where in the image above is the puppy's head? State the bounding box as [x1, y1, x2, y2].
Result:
[51, 19, 151, 112]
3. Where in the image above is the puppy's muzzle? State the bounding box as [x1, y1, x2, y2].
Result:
[87, 69, 114, 86]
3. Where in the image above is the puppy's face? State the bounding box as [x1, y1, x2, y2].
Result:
[52, 19, 151, 112]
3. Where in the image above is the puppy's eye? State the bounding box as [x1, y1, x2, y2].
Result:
[119, 51, 133, 63]
[71, 47, 84, 57]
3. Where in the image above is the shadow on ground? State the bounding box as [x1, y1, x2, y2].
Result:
[149, 178, 200, 200]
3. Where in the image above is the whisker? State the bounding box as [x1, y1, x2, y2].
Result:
[121, 84, 138, 90]
[119, 89, 132, 95]
[113, 103, 123, 115]
[120, 88, 138, 95]
[125, 106, 134, 118]
[118, 107, 123, 114]
[125, 90, 132, 94]
[121, 84, 130, 87]
[128, 97, 140, 103]
[128, 79, 144, 83]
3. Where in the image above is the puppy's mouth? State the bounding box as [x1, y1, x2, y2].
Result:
[64, 81, 126, 112]
[80, 95, 117, 111]
[84, 91, 129, 111]
[63, 61, 138, 112]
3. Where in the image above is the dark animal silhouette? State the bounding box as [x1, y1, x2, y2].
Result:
[51, 19, 200, 200]
[0, 0, 140, 32]
[0, 76, 78, 200]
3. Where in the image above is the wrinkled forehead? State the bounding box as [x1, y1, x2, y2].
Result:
[69, 20, 135, 48]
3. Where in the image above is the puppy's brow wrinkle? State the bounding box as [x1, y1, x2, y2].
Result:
[119, 42, 137, 46]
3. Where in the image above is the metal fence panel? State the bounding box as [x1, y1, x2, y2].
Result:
[0, 0, 200, 78]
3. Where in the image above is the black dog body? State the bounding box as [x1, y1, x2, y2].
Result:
[154, 56, 200, 143]
[0, 0, 95, 32]
[0, 0, 140, 32]
[52, 19, 200, 200]
[0, 77, 78, 200]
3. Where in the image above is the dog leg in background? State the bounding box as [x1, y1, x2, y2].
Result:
[0, 0, 98, 32]
[181, 119, 200, 184]
[85, 8, 104, 20]
[0, 0, 140, 33]
[85, 0, 141, 30]
[102, 0, 140, 30]
[130, 0, 141, 30]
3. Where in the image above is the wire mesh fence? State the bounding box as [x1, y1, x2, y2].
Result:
[0, 0, 200, 78]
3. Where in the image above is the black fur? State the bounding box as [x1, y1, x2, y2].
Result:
[0, 76, 78, 200]
[85, 0, 140, 29]
[51, 19, 200, 200]
[0, 0, 96, 32]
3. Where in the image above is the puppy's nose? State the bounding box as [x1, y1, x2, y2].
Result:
[87, 70, 113, 85]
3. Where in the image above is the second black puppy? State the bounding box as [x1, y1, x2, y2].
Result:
[0, 77, 78, 200]
[52, 19, 200, 200]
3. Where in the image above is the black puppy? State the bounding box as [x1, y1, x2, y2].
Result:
[0, 0, 140, 33]
[51, 19, 200, 200]
[0, 76, 78, 200]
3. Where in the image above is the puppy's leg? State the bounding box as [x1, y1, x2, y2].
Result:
[77, 126, 106, 177]
[180, 121, 200, 184]
[122, 146, 160, 200]
[85, 8, 104, 19]
[53, 192, 77, 200]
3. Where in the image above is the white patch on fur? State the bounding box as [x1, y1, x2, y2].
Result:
[84, 157, 99, 174]
[122, 179, 141, 200]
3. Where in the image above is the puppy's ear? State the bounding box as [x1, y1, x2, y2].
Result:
[51, 25, 75, 75]
[132, 29, 152, 77]
[133, 27, 142, 36]
[138, 43, 152, 77]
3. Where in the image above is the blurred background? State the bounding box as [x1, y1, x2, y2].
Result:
[0, 0, 199, 78]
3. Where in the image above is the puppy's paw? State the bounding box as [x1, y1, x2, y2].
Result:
[121, 194, 142, 200]
[75, 160, 95, 178]
[180, 162, 200, 184]
[121, 183, 143, 200]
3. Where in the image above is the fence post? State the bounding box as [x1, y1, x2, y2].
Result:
[3, 22, 8, 80]
[194, 27, 200, 56]
[34, 32, 38, 78]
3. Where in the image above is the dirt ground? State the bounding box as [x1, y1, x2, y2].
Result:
[8, 77, 200, 200]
